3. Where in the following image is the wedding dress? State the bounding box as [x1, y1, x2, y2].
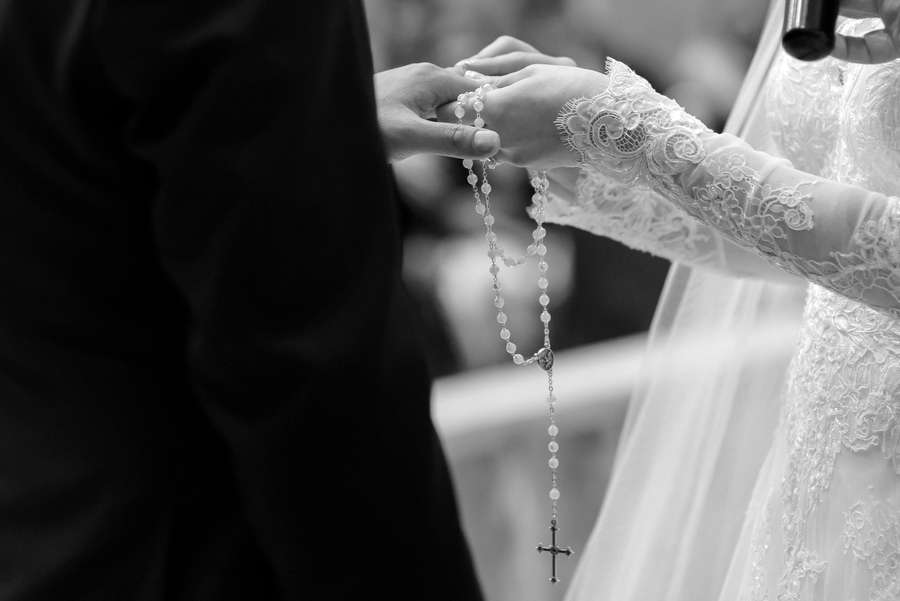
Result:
[551, 2, 900, 599]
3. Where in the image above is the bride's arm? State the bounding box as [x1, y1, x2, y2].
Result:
[446, 61, 900, 317]
[544, 167, 802, 285]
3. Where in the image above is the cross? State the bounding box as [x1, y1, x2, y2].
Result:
[536, 519, 573, 584]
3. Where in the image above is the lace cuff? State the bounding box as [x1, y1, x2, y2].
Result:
[556, 59, 900, 319]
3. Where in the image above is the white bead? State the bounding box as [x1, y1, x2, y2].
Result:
[540, 294, 550, 306]
[489, 264, 499, 275]
[549, 457, 559, 469]
[532, 193, 543, 203]
[546, 394, 556, 405]
[474, 117, 485, 128]
[487, 247, 500, 259]
[513, 354, 524, 364]
[500, 327, 510, 339]
[458, 93, 467, 102]
[462, 159, 474, 169]
[486, 231, 497, 243]
[473, 100, 484, 112]
[531, 176, 542, 188]
[549, 441, 559, 453]
[497, 312, 507, 324]
[537, 244, 547, 256]
[541, 311, 551, 323]
[475, 203, 485, 215]
[484, 215, 494, 226]
[503, 257, 516, 267]
[533, 227, 546, 240]
[506, 342, 516, 354]
[548, 424, 558, 436]
[549, 488, 560, 500]
[539, 262, 548, 273]
[494, 297, 505, 308]
[538, 277, 548, 289]
[455, 106, 465, 119]
[467, 173, 478, 186]
[481, 182, 492, 194]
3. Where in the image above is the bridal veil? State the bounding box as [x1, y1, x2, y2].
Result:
[563, 1, 810, 599]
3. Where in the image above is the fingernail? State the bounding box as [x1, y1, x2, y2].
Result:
[464, 70, 484, 80]
[473, 130, 499, 153]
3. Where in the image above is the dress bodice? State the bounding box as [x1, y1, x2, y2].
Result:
[752, 20, 900, 599]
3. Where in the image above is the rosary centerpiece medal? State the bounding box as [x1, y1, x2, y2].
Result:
[456, 85, 573, 584]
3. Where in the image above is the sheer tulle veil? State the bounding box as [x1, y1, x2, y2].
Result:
[563, 1, 809, 599]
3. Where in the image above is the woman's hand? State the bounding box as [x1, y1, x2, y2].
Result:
[453, 36, 577, 77]
[833, 0, 900, 63]
[437, 64, 607, 170]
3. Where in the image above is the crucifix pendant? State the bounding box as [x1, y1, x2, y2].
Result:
[536, 519, 573, 584]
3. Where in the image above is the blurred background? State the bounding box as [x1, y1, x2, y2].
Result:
[363, 0, 768, 598]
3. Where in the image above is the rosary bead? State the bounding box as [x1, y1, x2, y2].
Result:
[500, 327, 510, 339]
[548, 424, 558, 436]
[536, 244, 547, 256]
[541, 311, 551, 323]
[486, 231, 497, 243]
[503, 257, 516, 267]
[538, 277, 549, 289]
[540, 294, 550, 306]
[458, 93, 467, 102]
[532, 192, 543, 203]
[506, 342, 517, 354]
[489, 264, 500, 275]
[539, 262, 548, 273]
[549, 457, 559, 469]
[549, 441, 559, 453]
[474, 117, 485, 128]
[455, 106, 466, 119]
[549, 488, 560, 500]
[481, 182, 492, 194]
[497, 312, 507, 324]
[495, 297, 505, 309]
[467, 173, 478, 186]
[513, 354, 525, 364]
[463, 159, 474, 169]
[533, 227, 546, 240]
[473, 100, 484, 112]
[547, 394, 556, 405]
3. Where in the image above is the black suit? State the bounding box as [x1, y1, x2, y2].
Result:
[0, 1, 483, 598]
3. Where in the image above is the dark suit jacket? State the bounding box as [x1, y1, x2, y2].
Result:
[0, 1, 483, 598]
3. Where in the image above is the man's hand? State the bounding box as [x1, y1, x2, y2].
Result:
[833, 0, 900, 63]
[375, 63, 500, 163]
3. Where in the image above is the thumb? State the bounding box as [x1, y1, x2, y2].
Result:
[398, 120, 500, 161]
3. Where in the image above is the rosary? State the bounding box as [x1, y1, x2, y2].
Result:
[456, 84, 574, 584]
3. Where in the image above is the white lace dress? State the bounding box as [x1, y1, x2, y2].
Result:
[546, 20, 900, 601]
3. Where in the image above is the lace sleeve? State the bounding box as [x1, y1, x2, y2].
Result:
[543, 168, 728, 269]
[557, 58, 900, 318]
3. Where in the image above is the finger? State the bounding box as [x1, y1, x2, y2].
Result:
[396, 121, 500, 162]
[459, 35, 541, 63]
[461, 52, 577, 76]
[494, 67, 537, 89]
[832, 29, 900, 63]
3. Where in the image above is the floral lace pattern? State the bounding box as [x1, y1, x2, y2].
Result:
[541, 170, 723, 266]
[843, 493, 900, 599]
